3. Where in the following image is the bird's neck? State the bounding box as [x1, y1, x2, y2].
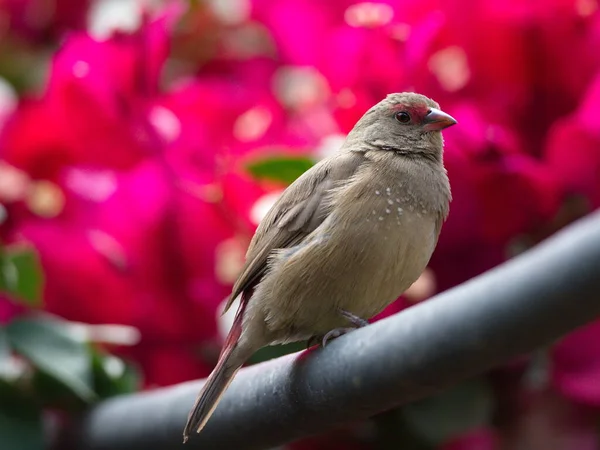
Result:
[344, 134, 444, 164]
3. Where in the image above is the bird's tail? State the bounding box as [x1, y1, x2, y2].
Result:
[182, 305, 248, 443]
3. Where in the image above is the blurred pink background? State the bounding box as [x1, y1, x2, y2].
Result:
[1, 1, 600, 448]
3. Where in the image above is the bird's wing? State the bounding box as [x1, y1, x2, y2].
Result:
[222, 151, 366, 314]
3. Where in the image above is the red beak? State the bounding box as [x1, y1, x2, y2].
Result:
[422, 108, 457, 131]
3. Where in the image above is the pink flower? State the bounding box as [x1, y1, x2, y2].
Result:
[19, 163, 170, 328]
[288, 427, 373, 450]
[1, 0, 91, 41]
[12, 160, 241, 385]
[250, 0, 345, 67]
[0, 295, 24, 324]
[429, 104, 563, 290]
[121, 342, 214, 388]
[546, 73, 600, 209]
[504, 390, 598, 450]
[251, 0, 440, 133]
[405, 0, 600, 155]
[440, 427, 497, 450]
[552, 320, 600, 406]
[0, 13, 271, 385]
[0, 14, 171, 179]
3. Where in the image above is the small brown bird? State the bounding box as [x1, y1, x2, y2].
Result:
[183, 92, 456, 442]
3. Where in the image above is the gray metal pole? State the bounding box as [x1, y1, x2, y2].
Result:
[70, 211, 600, 450]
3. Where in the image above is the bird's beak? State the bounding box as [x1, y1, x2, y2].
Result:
[422, 108, 457, 131]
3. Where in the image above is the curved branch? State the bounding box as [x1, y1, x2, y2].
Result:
[71, 211, 600, 450]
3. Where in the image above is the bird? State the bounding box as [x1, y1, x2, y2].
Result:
[182, 92, 456, 442]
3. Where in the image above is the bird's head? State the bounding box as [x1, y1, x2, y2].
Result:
[344, 92, 457, 161]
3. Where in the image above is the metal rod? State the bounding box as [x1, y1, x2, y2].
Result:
[70, 211, 600, 450]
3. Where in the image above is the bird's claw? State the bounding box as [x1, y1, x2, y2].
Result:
[322, 327, 355, 347]
[306, 310, 369, 349]
[339, 309, 369, 328]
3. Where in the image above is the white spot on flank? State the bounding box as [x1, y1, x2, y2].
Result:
[397, 207, 403, 214]
[387, 199, 393, 205]
[386, 187, 391, 195]
[395, 198, 400, 203]
[378, 216, 384, 221]
[385, 208, 391, 214]
[375, 190, 380, 195]
[372, 210, 376, 215]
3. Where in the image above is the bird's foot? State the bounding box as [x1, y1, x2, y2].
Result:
[307, 310, 369, 349]
[339, 309, 369, 328]
[322, 327, 355, 347]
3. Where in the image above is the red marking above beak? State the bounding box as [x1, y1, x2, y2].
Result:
[422, 108, 457, 131]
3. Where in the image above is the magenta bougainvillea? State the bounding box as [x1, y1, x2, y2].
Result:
[0, 1, 599, 448]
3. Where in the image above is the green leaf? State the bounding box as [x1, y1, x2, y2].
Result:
[92, 351, 140, 398]
[0, 378, 44, 450]
[401, 378, 494, 445]
[246, 155, 315, 185]
[7, 317, 96, 403]
[0, 244, 7, 294]
[30, 369, 87, 411]
[1, 246, 44, 307]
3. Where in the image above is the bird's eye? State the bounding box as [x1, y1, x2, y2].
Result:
[395, 111, 411, 124]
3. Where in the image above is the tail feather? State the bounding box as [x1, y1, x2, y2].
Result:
[182, 349, 241, 442]
[182, 300, 248, 443]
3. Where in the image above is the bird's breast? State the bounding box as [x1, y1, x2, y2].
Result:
[253, 169, 444, 342]
[329, 187, 438, 301]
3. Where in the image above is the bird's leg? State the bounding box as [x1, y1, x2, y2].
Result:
[321, 310, 370, 347]
[339, 309, 370, 328]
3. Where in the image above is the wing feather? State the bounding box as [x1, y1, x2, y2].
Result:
[222, 151, 365, 314]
